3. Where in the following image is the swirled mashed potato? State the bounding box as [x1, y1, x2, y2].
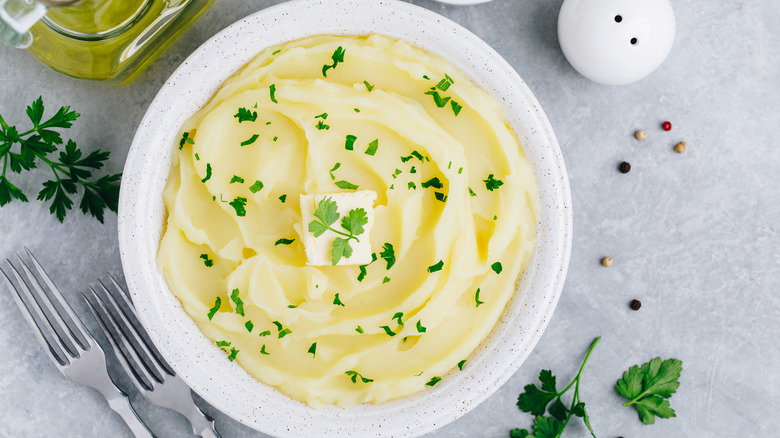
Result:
[158, 34, 538, 407]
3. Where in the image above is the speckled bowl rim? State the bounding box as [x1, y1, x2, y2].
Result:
[118, 1, 571, 437]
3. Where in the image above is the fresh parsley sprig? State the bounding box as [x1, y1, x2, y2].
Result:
[616, 357, 682, 425]
[0, 97, 121, 223]
[512, 337, 600, 438]
[307, 197, 368, 264]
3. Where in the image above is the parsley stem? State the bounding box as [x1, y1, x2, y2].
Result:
[324, 225, 360, 242]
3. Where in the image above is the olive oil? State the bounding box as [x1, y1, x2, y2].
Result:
[27, 0, 212, 82]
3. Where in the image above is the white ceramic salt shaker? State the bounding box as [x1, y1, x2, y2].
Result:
[558, 0, 675, 85]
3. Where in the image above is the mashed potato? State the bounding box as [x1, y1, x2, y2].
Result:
[158, 34, 538, 407]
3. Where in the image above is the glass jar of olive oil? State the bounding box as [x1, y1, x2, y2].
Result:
[1, 0, 212, 82]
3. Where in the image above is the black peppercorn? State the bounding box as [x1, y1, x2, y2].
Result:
[630, 299, 641, 311]
[619, 161, 631, 173]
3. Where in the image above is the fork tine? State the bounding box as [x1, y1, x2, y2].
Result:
[24, 248, 91, 349]
[1, 265, 69, 366]
[106, 275, 175, 376]
[83, 290, 154, 393]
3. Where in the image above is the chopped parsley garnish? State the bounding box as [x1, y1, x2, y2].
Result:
[475, 288, 484, 307]
[491, 262, 503, 274]
[383, 276, 391, 283]
[333, 293, 345, 307]
[426, 377, 442, 386]
[363, 80, 374, 91]
[245, 320, 254, 333]
[345, 370, 373, 383]
[227, 347, 239, 362]
[322, 46, 345, 77]
[275, 238, 295, 246]
[380, 243, 396, 269]
[260, 344, 269, 355]
[229, 196, 247, 217]
[315, 112, 328, 119]
[316, 120, 330, 130]
[365, 139, 378, 156]
[249, 180, 264, 193]
[380, 326, 397, 337]
[230, 288, 244, 316]
[458, 360, 467, 370]
[241, 134, 259, 146]
[200, 253, 214, 267]
[484, 174, 504, 191]
[308, 342, 317, 358]
[416, 320, 427, 333]
[423, 74, 430, 80]
[408, 182, 416, 190]
[272, 321, 283, 331]
[201, 163, 212, 183]
[357, 253, 377, 282]
[307, 197, 368, 264]
[216, 340, 231, 348]
[234, 108, 257, 123]
[194, 153, 200, 161]
[389, 184, 394, 190]
[269, 84, 278, 103]
[421, 177, 443, 189]
[392, 169, 401, 179]
[458, 167, 463, 174]
[425, 90, 451, 108]
[428, 260, 444, 273]
[258, 330, 271, 337]
[278, 328, 292, 338]
[436, 78, 452, 91]
[278, 194, 287, 203]
[400, 155, 413, 163]
[413, 151, 426, 161]
[345, 134, 357, 150]
[451, 100, 463, 116]
[335, 180, 359, 190]
[435, 192, 447, 202]
[448, 161, 452, 169]
[272, 49, 281, 55]
[230, 175, 244, 184]
[355, 326, 364, 334]
[493, 215, 498, 220]
[273, 136, 278, 142]
[392, 312, 404, 325]
[179, 131, 194, 149]
[287, 304, 297, 308]
[469, 187, 477, 197]
[207, 297, 221, 320]
[409, 166, 417, 174]
[329, 162, 341, 180]
[354, 108, 361, 113]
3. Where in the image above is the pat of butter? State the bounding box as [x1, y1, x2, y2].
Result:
[300, 191, 377, 266]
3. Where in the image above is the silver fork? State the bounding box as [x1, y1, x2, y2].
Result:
[0, 249, 154, 438]
[84, 275, 220, 438]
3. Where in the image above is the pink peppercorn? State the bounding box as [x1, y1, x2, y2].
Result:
[662, 121, 672, 131]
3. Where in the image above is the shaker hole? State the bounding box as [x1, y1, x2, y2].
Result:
[614, 15, 622, 23]
[630, 37, 638, 45]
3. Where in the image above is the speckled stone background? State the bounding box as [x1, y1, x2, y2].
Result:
[1, 1, 778, 437]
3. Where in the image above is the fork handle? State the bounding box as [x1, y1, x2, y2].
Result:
[105, 392, 155, 438]
[182, 400, 220, 438]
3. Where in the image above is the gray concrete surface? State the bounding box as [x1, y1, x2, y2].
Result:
[1, 1, 778, 437]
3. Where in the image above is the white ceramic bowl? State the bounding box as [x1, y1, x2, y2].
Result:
[118, 1, 571, 437]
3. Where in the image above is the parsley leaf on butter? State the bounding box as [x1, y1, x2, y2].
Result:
[332, 238, 353, 264]
[617, 357, 682, 425]
[308, 198, 367, 264]
[234, 108, 257, 123]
